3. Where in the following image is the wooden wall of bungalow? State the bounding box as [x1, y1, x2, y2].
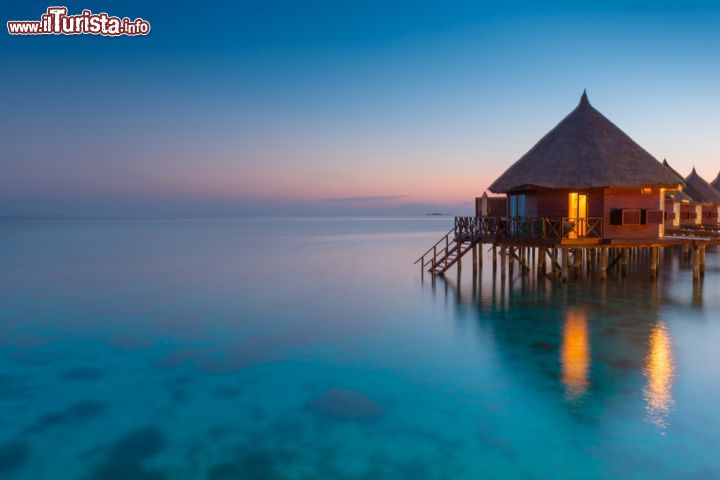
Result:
[504, 186, 664, 240]
[666, 200, 719, 227]
[680, 203, 700, 226]
[664, 199, 695, 228]
[475, 195, 507, 217]
[665, 203, 691, 227]
[663, 200, 675, 228]
[700, 205, 720, 225]
[603, 188, 663, 238]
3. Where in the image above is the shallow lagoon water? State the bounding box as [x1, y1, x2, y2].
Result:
[1, 217, 720, 479]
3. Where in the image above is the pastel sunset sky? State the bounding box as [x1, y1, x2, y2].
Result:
[2, 0, 720, 215]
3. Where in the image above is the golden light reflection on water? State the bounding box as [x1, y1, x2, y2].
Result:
[561, 309, 590, 400]
[644, 322, 675, 431]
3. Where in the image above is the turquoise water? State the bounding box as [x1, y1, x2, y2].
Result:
[1, 217, 720, 479]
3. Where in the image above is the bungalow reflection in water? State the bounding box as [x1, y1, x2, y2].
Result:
[644, 322, 675, 431]
[559, 309, 675, 429]
[435, 276, 677, 431]
[561, 309, 590, 400]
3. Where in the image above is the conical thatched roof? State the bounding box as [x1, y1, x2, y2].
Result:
[684, 168, 720, 204]
[712, 171, 720, 191]
[489, 92, 681, 193]
[662, 159, 687, 187]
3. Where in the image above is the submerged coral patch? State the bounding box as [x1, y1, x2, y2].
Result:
[306, 388, 383, 421]
[86, 427, 167, 480]
[0, 440, 29, 474]
[26, 401, 106, 434]
[209, 448, 295, 480]
[108, 427, 166, 462]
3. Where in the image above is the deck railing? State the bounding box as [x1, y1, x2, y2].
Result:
[562, 217, 603, 239]
[414, 227, 456, 271]
[454, 216, 603, 242]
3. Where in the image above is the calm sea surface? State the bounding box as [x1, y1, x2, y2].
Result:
[1, 217, 720, 479]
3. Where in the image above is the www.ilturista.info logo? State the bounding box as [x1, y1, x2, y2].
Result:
[7, 6, 150, 36]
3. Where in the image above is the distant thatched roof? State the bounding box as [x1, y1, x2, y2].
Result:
[665, 189, 694, 203]
[684, 168, 720, 204]
[489, 92, 681, 193]
[712, 172, 720, 192]
[662, 159, 687, 188]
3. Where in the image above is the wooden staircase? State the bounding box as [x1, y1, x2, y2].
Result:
[415, 228, 479, 275]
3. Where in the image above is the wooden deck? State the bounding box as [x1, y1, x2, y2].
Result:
[415, 216, 720, 279]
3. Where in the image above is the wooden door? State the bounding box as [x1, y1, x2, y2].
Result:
[568, 193, 588, 238]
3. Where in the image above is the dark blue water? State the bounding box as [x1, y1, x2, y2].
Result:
[1, 217, 719, 479]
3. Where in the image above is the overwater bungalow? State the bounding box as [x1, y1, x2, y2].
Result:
[663, 160, 720, 227]
[664, 189, 696, 229]
[416, 92, 718, 280]
[684, 168, 720, 226]
[662, 159, 699, 228]
[486, 91, 680, 242]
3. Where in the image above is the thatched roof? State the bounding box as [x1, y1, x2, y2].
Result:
[712, 171, 720, 192]
[489, 92, 681, 193]
[684, 168, 720, 204]
[665, 189, 694, 203]
[662, 159, 687, 188]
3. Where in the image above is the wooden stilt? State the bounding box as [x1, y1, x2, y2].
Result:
[457, 240, 462, 272]
[579, 249, 584, 271]
[472, 243, 478, 277]
[517, 247, 523, 275]
[561, 248, 569, 283]
[651, 245, 658, 279]
[693, 246, 700, 280]
[538, 247, 546, 277]
[600, 247, 608, 280]
[500, 247, 507, 280]
[472, 265, 477, 303]
[700, 245, 706, 275]
[508, 247, 514, 277]
[692, 275, 703, 306]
